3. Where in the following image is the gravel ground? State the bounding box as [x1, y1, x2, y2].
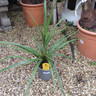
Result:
[0, 2, 96, 96]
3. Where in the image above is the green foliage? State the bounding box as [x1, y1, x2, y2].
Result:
[0, 0, 77, 96]
[65, 21, 73, 26]
[90, 62, 96, 66]
[84, 2, 87, 10]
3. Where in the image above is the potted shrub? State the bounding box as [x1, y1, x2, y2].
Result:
[76, 0, 96, 60]
[0, 0, 77, 96]
[20, 0, 44, 26]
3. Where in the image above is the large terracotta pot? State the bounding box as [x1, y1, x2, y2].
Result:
[20, 0, 44, 26]
[77, 20, 96, 60]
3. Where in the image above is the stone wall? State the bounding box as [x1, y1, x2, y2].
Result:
[0, 0, 12, 32]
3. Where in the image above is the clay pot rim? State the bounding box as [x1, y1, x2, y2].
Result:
[77, 20, 96, 36]
[20, 0, 44, 7]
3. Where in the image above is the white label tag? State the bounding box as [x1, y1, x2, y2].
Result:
[80, 40, 84, 44]
[43, 72, 50, 74]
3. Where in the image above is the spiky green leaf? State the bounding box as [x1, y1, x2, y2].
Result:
[24, 59, 42, 96]
[0, 59, 37, 72]
[52, 63, 65, 96]
[0, 41, 40, 57]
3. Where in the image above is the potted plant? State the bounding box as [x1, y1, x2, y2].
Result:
[20, 0, 44, 26]
[76, 0, 96, 60]
[0, 0, 77, 96]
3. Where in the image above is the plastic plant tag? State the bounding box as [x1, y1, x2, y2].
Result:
[42, 63, 50, 70]
[80, 39, 84, 44]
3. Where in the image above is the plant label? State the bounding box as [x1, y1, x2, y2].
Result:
[80, 40, 84, 44]
[42, 63, 50, 70]
[43, 72, 50, 74]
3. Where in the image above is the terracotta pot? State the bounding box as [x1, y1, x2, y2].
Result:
[77, 20, 96, 60]
[20, 0, 44, 26]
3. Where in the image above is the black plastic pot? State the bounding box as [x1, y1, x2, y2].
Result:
[94, 2, 96, 9]
[68, 0, 76, 10]
[38, 61, 55, 81]
[38, 67, 52, 81]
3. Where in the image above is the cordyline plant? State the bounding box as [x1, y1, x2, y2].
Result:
[0, 0, 77, 96]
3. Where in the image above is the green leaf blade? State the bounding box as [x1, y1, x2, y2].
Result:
[0, 60, 31, 72]
[0, 58, 39, 72]
[24, 59, 42, 96]
[0, 41, 40, 57]
[48, 59, 56, 90]
[52, 63, 65, 96]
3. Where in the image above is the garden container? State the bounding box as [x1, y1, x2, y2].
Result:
[20, 0, 44, 26]
[38, 67, 52, 81]
[77, 20, 96, 60]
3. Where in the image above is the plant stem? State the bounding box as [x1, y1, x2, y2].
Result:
[84, 2, 87, 10]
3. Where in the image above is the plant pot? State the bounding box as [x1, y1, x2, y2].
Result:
[77, 20, 96, 60]
[20, 0, 44, 26]
[38, 67, 52, 81]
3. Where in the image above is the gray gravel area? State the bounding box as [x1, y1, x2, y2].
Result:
[0, 2, 96, 96]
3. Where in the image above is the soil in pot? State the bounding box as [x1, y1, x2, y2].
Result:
[80, 0, 96, 30]
[21, 0, 44, 4]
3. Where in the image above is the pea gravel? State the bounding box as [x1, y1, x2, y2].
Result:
[0, 2, 96, 96]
